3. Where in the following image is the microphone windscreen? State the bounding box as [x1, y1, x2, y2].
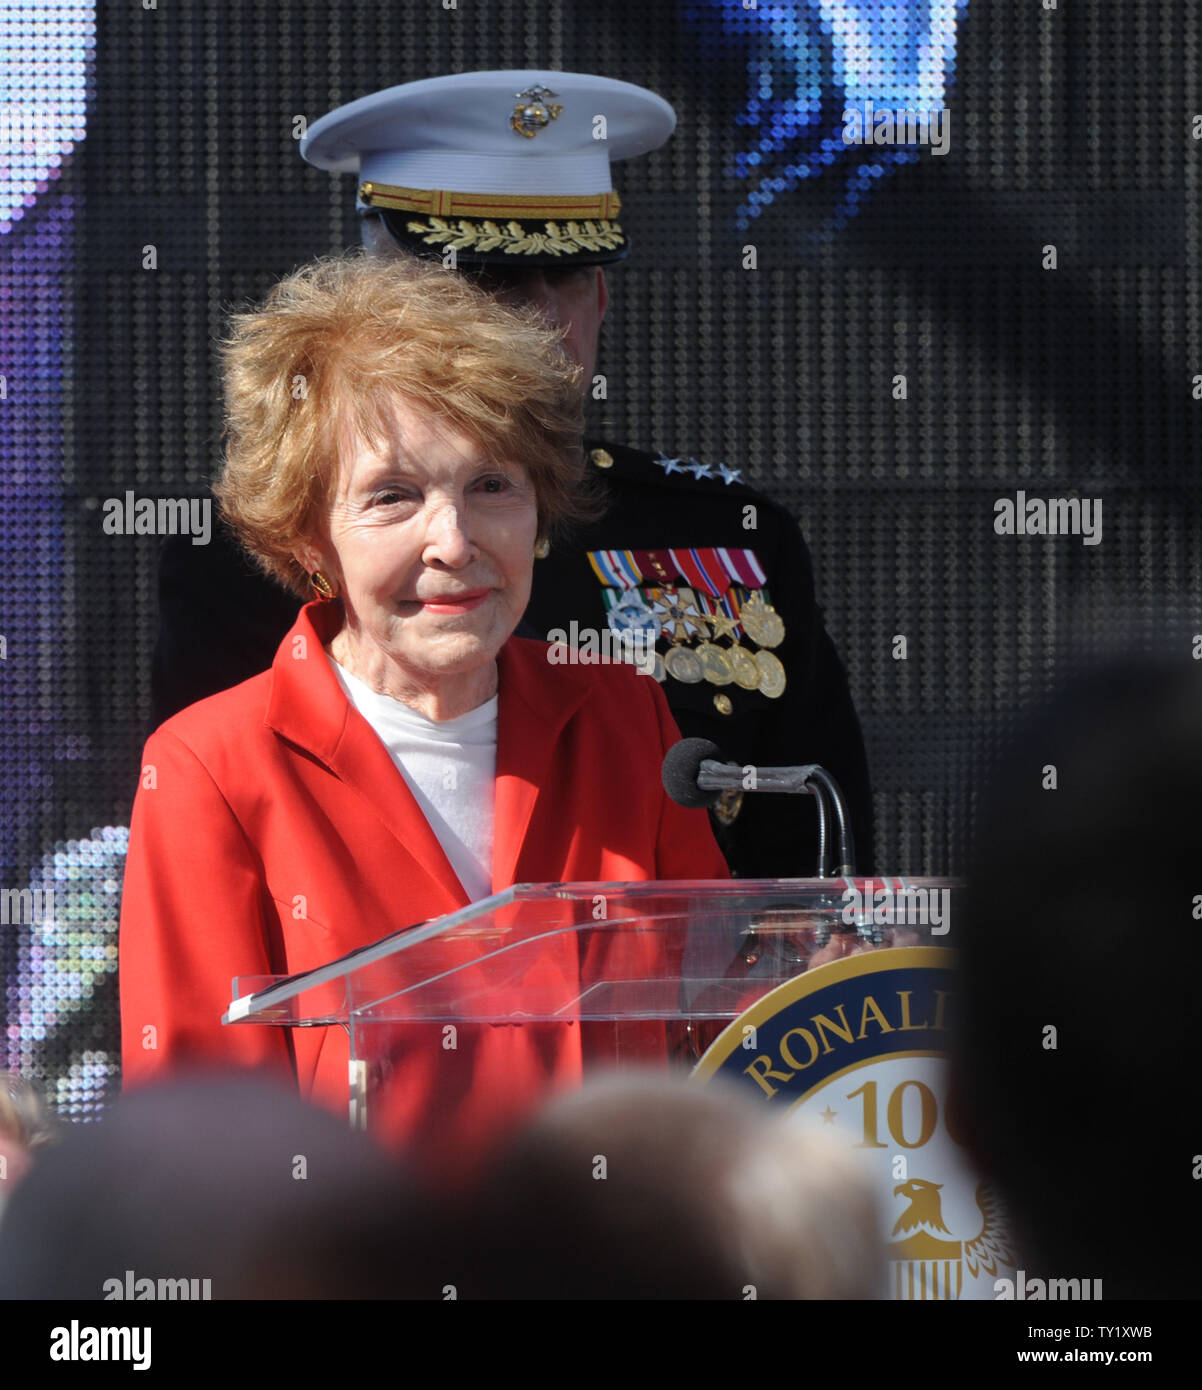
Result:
[661, 737, 726, 808]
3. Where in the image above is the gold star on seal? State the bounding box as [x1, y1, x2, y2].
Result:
[820, 1105, 837, 1124]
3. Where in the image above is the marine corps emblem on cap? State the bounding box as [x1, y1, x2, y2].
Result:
[511, 85, 563, 138]
[299, 70, 676, 269]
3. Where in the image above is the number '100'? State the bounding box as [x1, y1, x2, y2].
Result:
[846, 1078, 967, 1149]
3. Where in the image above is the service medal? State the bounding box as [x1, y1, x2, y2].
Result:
[651, 587, 707, 643]
[739, 593, 786, 649]
[664, 645, 704, 684]
[621, 646, 666, 684]
[728, 645, 761, 690]
[706, 610, 741, 642]
[695, 641, 734, 686]
[755, 649, 787, 698]
[606, 589, 662, 645]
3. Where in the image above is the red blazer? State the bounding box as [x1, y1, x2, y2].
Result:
[120, 600, 727, 1169]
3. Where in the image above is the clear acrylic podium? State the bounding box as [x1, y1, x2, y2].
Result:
[224, 878, 956, 1172]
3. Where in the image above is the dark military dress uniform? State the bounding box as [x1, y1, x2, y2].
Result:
[528, 443, 873, 877]
[150, 439, 873, 877]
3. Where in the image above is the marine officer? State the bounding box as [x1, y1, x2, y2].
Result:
[150, 70, 874, 876]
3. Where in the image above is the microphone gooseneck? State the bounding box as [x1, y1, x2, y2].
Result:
[660, 740, 856, 877]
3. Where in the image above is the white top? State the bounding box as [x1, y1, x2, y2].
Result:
[329, 658, 498, 904]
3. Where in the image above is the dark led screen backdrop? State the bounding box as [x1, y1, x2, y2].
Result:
[3, 0, 1199, 1123]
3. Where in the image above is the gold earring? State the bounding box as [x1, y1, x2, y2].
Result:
[310, 570, 338, 600]
[533, 538, 550, 559]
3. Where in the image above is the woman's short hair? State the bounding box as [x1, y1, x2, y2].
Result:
[214, 250, 596, 597]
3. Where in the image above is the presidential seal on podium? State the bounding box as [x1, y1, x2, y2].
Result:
[692, 946, 1017, 1300]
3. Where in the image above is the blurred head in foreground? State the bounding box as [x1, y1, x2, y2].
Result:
[953, 658, 1202, 1298]
[0, 1073, 56, 1223]
[0, 1074, 429, 1299]
[456, 1071, 883, 1299]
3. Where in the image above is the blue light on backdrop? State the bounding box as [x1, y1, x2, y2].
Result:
[687, 1, 969, 240]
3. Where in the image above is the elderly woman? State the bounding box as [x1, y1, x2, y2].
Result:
[118, 252, 727, 1156]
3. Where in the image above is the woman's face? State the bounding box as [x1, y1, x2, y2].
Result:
[307, 396, 539, 692]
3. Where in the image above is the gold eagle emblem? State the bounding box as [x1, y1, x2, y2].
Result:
[887, 1177, 1017, 1299]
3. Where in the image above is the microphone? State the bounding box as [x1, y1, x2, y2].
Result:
[661, 738, 856, 877]
[661, 737, 728, 808]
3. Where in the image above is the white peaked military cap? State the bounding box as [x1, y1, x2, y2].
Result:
[300, 70, 676, 267]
